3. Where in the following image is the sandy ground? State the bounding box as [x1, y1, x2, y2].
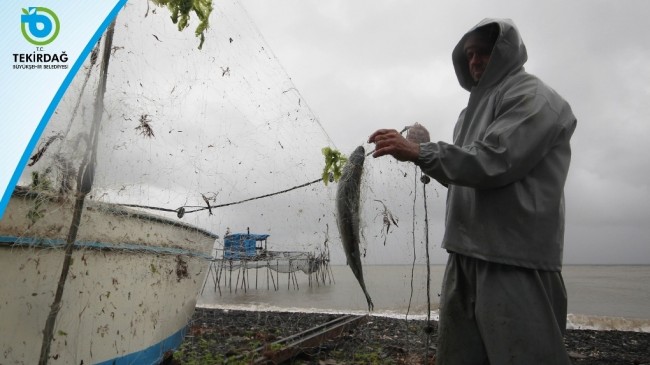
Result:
[166, 308, 650, 364]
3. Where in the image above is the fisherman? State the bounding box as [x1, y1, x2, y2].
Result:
[368, 18, 577, 364]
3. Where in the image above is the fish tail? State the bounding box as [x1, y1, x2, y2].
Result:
[365, 293, 374, 312]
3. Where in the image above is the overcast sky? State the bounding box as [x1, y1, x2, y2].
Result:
[236, 0, 650, 265]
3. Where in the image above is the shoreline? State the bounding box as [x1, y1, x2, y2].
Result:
[169, 307, 650, 364]
[198, 304, 650, 333]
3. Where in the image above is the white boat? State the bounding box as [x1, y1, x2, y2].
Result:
[0, 187, 217, 364]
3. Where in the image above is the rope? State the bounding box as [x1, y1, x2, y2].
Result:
[405, 165, 418, 350]
[117, 177, 324, 216]
[404, 165, 436, 363]
[39, 21, 116, 365]
[422, 169, 434, 363]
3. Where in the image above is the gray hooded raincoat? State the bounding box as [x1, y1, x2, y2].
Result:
[416, 19, 577, 271]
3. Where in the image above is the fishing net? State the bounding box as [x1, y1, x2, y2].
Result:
[17, 0, 336, 251]
[9, 0, 446, 290]
[0, 0, 445, 363]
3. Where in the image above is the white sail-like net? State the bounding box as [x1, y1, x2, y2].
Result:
[20, 0, 338, 252]
[19, 0, 444, 267]
[3, 0, 443, 363]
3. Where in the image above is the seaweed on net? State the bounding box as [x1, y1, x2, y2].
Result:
[374, 199, 399, 246]
[151, 0, 213, 49]
[321, 146, 348, 185]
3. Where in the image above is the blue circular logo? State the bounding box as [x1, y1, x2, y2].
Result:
[21, 7, 60, 46]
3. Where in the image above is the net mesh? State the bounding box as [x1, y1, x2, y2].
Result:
[20, 0, 337, 250]
[19, 0, 445, 268]
[2, 0, 445, 363]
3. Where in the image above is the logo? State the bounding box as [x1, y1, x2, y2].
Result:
[21, 7, 60, 46]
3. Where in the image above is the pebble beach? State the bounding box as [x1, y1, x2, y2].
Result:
[166, 307, 650, 364]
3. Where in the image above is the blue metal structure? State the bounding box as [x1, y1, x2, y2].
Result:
[223, 233, 269, 259]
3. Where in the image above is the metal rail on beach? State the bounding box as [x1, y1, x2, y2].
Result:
[234, 314, 369, 364]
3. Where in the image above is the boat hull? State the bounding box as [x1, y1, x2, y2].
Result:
[0, 192, 216, 365]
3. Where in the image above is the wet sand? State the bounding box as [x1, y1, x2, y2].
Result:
[168, 307, 650, 364]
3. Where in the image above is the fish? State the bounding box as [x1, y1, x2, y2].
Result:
[336, 145, 374, 311]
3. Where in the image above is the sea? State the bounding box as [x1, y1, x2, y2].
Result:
[197, 264, 650, 333]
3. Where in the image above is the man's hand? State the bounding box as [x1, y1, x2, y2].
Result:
[368, 128, 420, 162]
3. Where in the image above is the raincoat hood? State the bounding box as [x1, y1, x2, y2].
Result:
[452, 18, 528, 91]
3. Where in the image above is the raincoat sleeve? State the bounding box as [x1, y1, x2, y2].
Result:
[416, 86, 576, 189]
